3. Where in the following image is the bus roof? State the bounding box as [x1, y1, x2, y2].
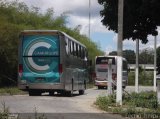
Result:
[21, 30, 86, 48]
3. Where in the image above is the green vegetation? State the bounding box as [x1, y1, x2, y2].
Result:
[0, 102, 10, 119]
[0, 102, 47, 119]
[0, 87, 26, 95]
[128, 71, 153, 86]
[0, 0, 103, 87]
[95, 91, 160, 118]
[98, 0, 160, 43]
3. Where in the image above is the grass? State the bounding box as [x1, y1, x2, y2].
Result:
[0, 87, 26, 95]
[95, 91, 160, 119]
[0, 102, 48, 119]
[128, 71, 153, 86]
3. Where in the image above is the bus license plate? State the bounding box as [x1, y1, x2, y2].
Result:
[36, 77, 45, 81]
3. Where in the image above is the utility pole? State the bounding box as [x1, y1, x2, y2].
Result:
[88, 0, 91, 39]
[154, 36, 157, 92]
[116, 0, 124, 106]
[135, 39, 139, 93]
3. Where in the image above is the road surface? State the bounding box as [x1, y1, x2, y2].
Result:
[0, 86, 154, 119]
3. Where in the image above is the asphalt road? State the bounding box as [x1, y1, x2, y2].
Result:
[0, 86, 154, 119]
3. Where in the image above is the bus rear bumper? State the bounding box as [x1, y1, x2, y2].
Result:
[95, 80, 107, 86]
[18, 83, 64, 90]
[95, 80, 127, 87]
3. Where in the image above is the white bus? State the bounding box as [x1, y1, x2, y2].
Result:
[94, 56, 128, 89]
[18, 30, 89, 96]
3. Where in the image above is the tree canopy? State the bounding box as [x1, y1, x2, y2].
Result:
[109, 50, 136, 64]
[139, 48, 154, 64]
[98, 0, 160, 43]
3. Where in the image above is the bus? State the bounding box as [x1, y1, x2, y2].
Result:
[94, 56, 128, 89]
[18, 30, 89, 96]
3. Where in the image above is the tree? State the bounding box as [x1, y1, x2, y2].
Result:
[109, 51, 117, 56]
[98, 0, 160, 43]
[139, 48, 154, 64]
[123, 50, 136, 64]
[109, 50, 135, 64]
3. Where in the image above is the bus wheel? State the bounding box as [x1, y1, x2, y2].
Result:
[79, 90, 84, 95]
[65, 91, 73, 97]
[29, 90, 41, 96]
[84, 80, 86, 89]
[98, 86, 102, 89]
[49, 91, 55, 96]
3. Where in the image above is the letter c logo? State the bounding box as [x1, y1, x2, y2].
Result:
[27, 42, 51, 71]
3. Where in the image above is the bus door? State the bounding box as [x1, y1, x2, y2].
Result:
[22, 35, 60, 84]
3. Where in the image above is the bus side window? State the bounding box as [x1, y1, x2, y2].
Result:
[84, 49, 88, 61]
[79, 46, 82, 58]
[65, 37, 69, 54]
[74, 42, 76, 56]
[72, 42, 75, 56]
[77, 44, 81, 58]
[68, 39, 71, 55]
[70, 40, 72, 55]
[76, 44, 78, 57]
[81, 47, 85, 59]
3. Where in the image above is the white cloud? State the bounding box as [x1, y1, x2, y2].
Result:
[6, 0, 160, 52]
[10, 0, 108, 35]
[105, 29, 160, 54]
[105, 45, 114, 56]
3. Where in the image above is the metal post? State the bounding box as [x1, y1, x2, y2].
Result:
[135, 39, 139, 93]
[88, 0, 91, 39]
[154, 36, 157, 92]
[116, 0, 124, 106]
[108, 59, 113, 95]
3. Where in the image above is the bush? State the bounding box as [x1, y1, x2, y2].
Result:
[95, 94, 116, 111]
[123, 91, 158, 109]
[128, 71, 153, 86]
[95, 91, 159, 117]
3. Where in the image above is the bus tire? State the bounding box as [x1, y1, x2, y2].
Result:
[98, 86, 102, 89]
[49, 91, 55, 96]
[65, 91, 73, 97]
[29, 90, 41, 96]
[84, 80, 86, 89]
[79, 90, 84, 95]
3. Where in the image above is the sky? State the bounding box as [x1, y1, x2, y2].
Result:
[6, 0, 160, 54]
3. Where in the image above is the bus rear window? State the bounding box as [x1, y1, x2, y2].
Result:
[96, 57, 115, 64]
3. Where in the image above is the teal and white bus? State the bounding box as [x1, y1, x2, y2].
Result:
[18, 30, 88, 96]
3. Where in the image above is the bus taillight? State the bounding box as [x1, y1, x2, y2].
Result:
[19, 64, 23, 77]
[59, 64, 63, 74]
